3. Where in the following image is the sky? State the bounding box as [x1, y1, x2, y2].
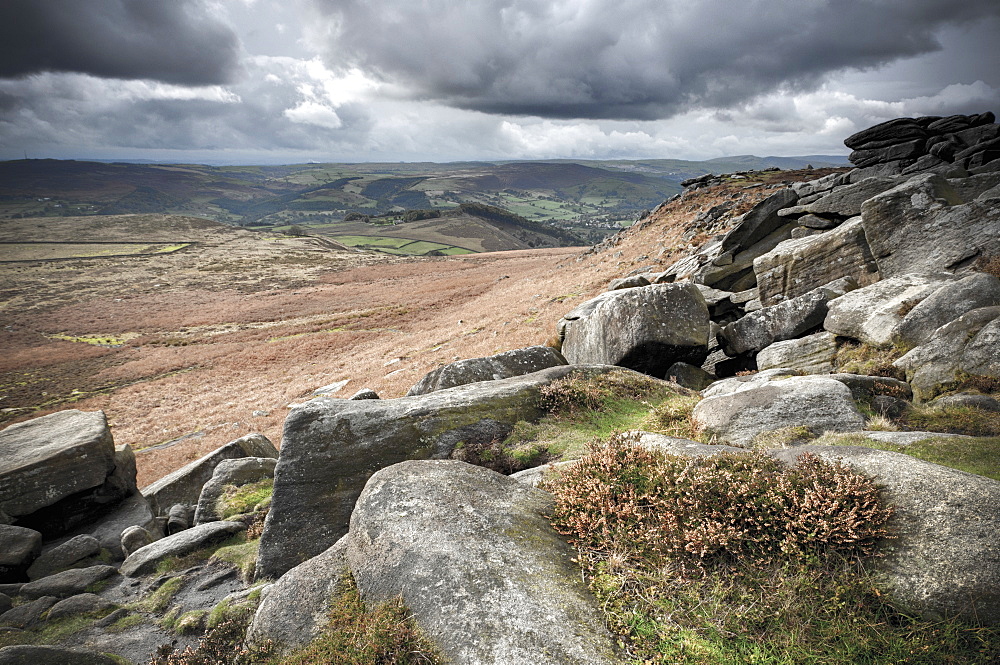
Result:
[1, 0, 999, 165]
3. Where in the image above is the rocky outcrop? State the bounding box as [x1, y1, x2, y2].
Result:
[860, 174, 1000, 277]
[771, 445, 1000, 624]
[346, 460, 621, 665]
[407, 346, 568, 396]
[896, 273, 1000, 347]
[559, 283, 710, 376]
[0, 410, 135, 538]
[141, 433, 278, 516]
[256, 364, 637, 580]
[844, 112, 998, 170]
[692, 375, 865, 447]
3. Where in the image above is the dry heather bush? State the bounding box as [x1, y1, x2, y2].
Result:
[835, 340, 907, 380]
[538, 371, 678, 414]
[546, 432, 892, 573]
[976, 254, 1000, 280]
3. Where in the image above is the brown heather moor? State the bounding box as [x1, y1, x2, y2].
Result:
[0, 173, 823, 487]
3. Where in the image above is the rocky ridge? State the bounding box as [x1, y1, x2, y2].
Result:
[1, 112, 999, 663]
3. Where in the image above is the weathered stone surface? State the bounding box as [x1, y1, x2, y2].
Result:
[509, 461, 579, 488]
[0, 596, 57, 629]
[796, 213, 840, 229]
[0, 645, 122, 665]
[861, 174, 1000, 277]
[247, 537, 349, 654]
[948, 172, 1000, 202]
[608, 274, 650, 290]
[0, 526, 42, 578]
[931, 393, 1000, 412]
[844, 118, 927, 151]
[897, 272, 1000, 347]
[895, 307, 1000, 402]
[959, 315, 1000, 378]
[871, 395, 913, 420]
[636, 432, 746, 458]
[756, 332, 838, 375]
[849, 139, 925, 167]
[699, 221, 798, 291]
[719, 285, 838, 356]
[46, 593, 115, 620]
[120, 521, 244, 577]
[801, 177, 902, 218]
[701, 368, 805, 398]
[166, 504, 192, 535]
[19, 565, 117, 600]
[347, 460, 621, 665]
[26, 535, 100, 580]
[754, 218, 877, 305]
[692, 376, 865, 448]
[560, 283, 710, 376]
[72, 493, 157, 560]
[194, 457, 276, 525]
[720, 188, 799, 253]
[824, 273, 955, 346]
[770, 445, 1000, 624]
[0, 410, 120, 533]
[348, 388, 379, 400]
[664, 362, 716, 391]
[141, 433, 278, 515]
[0, 594, 9, 616]
[256, 364, 642, 580]
[407, 346, 568, 396]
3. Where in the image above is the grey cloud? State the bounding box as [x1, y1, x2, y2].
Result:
[307, 0, 1000, 120]
[0, 0, 240, 85]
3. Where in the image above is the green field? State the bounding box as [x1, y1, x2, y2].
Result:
[331, 234, 474, 256]
[0, 242, 190, 262]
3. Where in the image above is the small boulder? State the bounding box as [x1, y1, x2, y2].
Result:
[166, 504, 192, 535]
[756, 332, 838, 375]
[0, 646, 124, 665]
[719, 284, 842, 356]
[347, 460, 622, 665]
[0, 596, 57, 629]
[141, 433, 277, 516]
[0, 526, 42, 582]
[348, 388, 379, 400]
[46, 593, 115, 620]
[560, 283, 710, 376]
[407, 346, 568, 396]
[26, 534, 101, 580]
[120, 520, 245, 577]
[194, 457, 276, 525]
[664, 362, 716, 391]
[120, 526, 154, 558]
[692, 376, 865, 448]
[635, 432, 746, 458]
[930, 393, 1000, 412]
[19, 565, 117, 600]
[770, 445, 1000, 624]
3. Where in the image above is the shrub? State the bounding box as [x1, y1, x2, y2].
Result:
[835, 340, 907, 380]
[546, 432, 892, 572]
[902, 404, 1000, 437]
[975, 254, 1000, 280]
[451, 438, 551, 475]
[539, 371, 678, 414]
[642, 393, 702, 439]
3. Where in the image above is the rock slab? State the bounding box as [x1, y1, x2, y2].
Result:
[407, 346, 568, 396]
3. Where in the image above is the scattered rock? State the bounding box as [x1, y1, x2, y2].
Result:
[348, 388, 379, 400]
[141, 433, 278, 516]
[120, 526, 154, 559]
[0, 596, 57, 629]
[0, 526, 42, 582]
[347, 460, 621, 665]
[166, 504, 193, 535]
[120, 521, 245, 577]
[407, 346, 568, 396]
[664, 362, 717, 391]
[719, 284, 841, 356]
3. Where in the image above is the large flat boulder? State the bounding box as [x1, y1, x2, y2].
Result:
[756, 332, 838, 375]
[347, 460, 621, 665]
[560, 283, 710, 376]
[824, 272, 955, 346]
[246, 537, 349, 654]
[797, 177, 903, 218]
[692, 375, 865, 448]
[19, 565, 117, 599]
[256, 364, 639, 580]
[0, 410, 129, 536]
[861, 173, 1000, 277]
[754, 218, 877, 306]
[26, 534, 101, 580]
[407, 346, 567, 396]
[771, 445, 1000, 624]
[897, 272, 1000, 347]
[141, 433, 277, 515]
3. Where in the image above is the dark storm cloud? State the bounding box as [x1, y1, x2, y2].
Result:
[307, 0, 1000, 120]
[0, 0, 240, 85]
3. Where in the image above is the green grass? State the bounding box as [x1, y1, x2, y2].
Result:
[136, 575, 186, 613]
[818, 432, 1000, 481]
[210, 535, 261, 581]
[217, 479, 273, 519]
